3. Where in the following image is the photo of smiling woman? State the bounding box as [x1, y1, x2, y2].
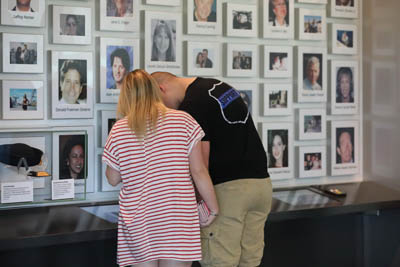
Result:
[58, 59, 87, 104]
[59, 134, 86, 179]
[151, 19, 176, 62]
[336, 67, 354, 103]
[268, 129, 288, 168]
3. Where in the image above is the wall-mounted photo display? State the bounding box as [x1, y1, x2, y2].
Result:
[101, 160, 121, 192]
[187, 41, 220, 76]
[297, 0, 327, 3]
[371, 61, 397, 116]
[297, 47, 327, 102]
[100, 37, 139, 103]
[262, 123, 294, 180]
[2, 80, 44, 120]
[331, 60, 358, 115]
[232, 83, 259, 121]
[331, 120, 359, 176]
[52, 5, 91, 45]
[262, 0, 294, 39]
[52, 128, 94, 193]
[1, 0, 45, 27]
[100, 0, 139, 32]
[2, 33, 43, 73]
[331, 24, 357, 55]
[145, 11, 182, 75]
[263, 83, 293, 116]
[101, 110, 118, 147]
[145, 0, 180, 6]
[298, 109, 326, 140]
[51, 51, 93, 119]
[298, 146, 327, 178]
[187, 0, 222, 35]
[264, 45, 293, 78]
[226, 43, 257, 77]
[225, 3, 257, 37]
[298, 8, 326, 41]
[330, 0, 358, 18]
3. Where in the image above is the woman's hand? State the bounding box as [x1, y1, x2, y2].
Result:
[200, 212, 218, 228]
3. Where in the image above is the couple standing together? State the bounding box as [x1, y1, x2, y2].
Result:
[103, 70, 272, 267]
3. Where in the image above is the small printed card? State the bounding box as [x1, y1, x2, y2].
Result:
[1, 181, 34, 204]
[52, 179, 75, 200]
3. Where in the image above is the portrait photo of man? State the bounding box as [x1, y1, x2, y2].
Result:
[60, 14, 85, 36]
[106, 0, 133, 17]
[10, 0, 35, 12]
[303, 54, 322, 90]
[106, 46, 133, 90]
[193, 0, 216, 22]
[336, 127, 354, 164]
[58, 59, 87, 105]
[268, 0, 289, 27]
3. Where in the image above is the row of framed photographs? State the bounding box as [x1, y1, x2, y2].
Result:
[1, 2, 358, 42]
[262, 120, 359, 180]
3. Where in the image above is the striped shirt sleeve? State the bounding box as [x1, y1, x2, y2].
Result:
[102, 128, 120, 172]
[186, 113, 205, 155]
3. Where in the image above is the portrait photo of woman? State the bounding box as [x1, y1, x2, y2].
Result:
[336, 67, 354, 103]
[269, 0, 289, 27]
[151, 19, 176, 62]
[59, 134, 86, 179]
[268, 129, 288, 168]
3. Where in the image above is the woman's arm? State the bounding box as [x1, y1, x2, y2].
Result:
[189, 141, 219, 227]
[106, 165, 122, 186]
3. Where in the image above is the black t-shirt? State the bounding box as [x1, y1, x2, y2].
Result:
[179, 78, 269, 185]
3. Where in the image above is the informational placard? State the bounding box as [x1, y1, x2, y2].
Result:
[52, 179, 75, 200]
[1, 181, 34, 204]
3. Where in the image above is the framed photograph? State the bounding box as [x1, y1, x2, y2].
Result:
[297, 0, 327, 3]
[1, 0, 45, 27]
[145, 11, 182, 75]
[299, 146, 327, 178]
[261, 122, 294, 180]
[262, 0, 294, 39]
[371, 61, 397, 116]
[101, 161, 121, 192]
[298, 8, 326, 41]
[101, 110, 117, 147]
[51, 51, 93, 119]
[232, 83, 259, 121]
[264, 45, 293, 78]
[2, 33, 43, 73]
[331, 24, 357, 55]
[100, 0, 139, 32]
[226, 43, 257, 77]
[187, 41, 219, 76]
[263, 83, 293, 116]
[187, 0, 222, 35]
[226, 3, 258, 37]
[52, 128, 94, 192]
[100, 37, 139, 103]
[145, 0, 180, 6]
[298, 109, 326, 140]
[330, 0, 358, 18]
[297, 47, 327, 102]
[331, 120, 359, 176]
[52, 5, 91, 45]
[2, 80, 44, 120]
[331, 60, 358, 115]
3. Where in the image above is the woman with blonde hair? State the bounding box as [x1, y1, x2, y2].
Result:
[102, 69, 218, 267]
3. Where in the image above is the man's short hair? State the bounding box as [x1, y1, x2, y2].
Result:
[60, 60, 84, 85]
[306, 56, 320, 69]
[110, 48, 131, 71]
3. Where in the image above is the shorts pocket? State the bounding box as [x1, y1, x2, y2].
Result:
[200, 223, 219, 265]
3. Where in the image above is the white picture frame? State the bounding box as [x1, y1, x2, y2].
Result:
[187, 41, 220, 77]
[100, 0, 139, 32]
[263, 83, 293, 116]
[225, 3, 257, 38]
[299, 146, 327, 178]
[52, 5, 91, 45]
[100, 37, 140, 103]
[262, 0, 294, 39]
[298, 8, 326, 41]
[297, 46, 327, 103]
[187, 0, 222, 35]
[51, 51, 93, 119]
[101, 161, 121, 192]
[330, 0, 358, 18]
[145, 11, 182, 75]
[232, 83, 259, 121]
[52, 128, 94, 193]
[226, 43, 257, 77]
[331, 60, 358, 115]
[331, 120, 359, 176]
[331, 24, 357, 55]
[145, 0, 180, 6]
[2, 80, 44, 120]
[101, 110, 117, 147]
[371, 61, 397, 116]
[264, 45, 293, 78]
[2, 33, 43, 73]
[298, 109, 326, 140]
[297, 0, 327, 3]
[1, 0, 45, 27]
[262, 122, 294, 180]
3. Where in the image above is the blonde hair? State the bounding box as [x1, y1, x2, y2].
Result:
[117, 69, 166, 138]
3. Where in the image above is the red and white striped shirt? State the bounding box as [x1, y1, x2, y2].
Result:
[103, 109, 204, 266]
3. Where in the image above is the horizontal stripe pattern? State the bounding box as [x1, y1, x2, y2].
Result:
[102, 109, 204, 266]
